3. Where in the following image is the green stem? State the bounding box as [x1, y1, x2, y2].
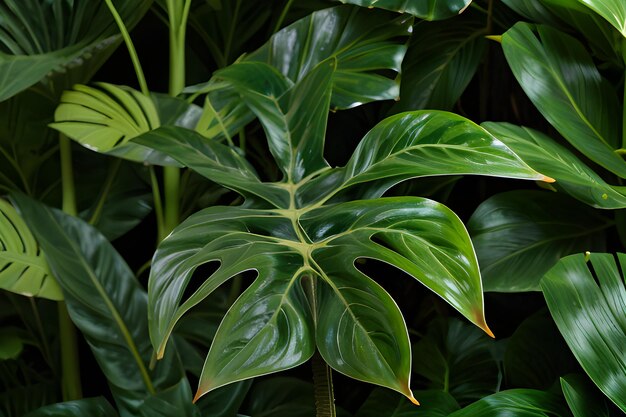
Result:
[104, 0, 149, 95]
[58, 134, 82, 400]
[273, 0, 294, 34]
[149, 166, 166, 242]
[311, 351, 336, 417]
[622, 40, 626, 148]
[88, 159, 121, 225]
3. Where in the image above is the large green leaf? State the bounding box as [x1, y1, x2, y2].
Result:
[482, 122, 626, 209]
[502, 23, 625, 177]
[468, 191, 610, 292]
[574, 0, 626, 37]
[410, 318, 499, 404]
[23, 398, 118, 417]
[0, 199, 61, 300]
[10, 194, 185, 416]
[245, 5, 411, 110]
[542, 253, 626, 412]
[448, 389, 570, 417]
[561, 374, 622, 417]
[0, 0, 151, 101]
[337, 0, 472, 20]
[393, 13, 486, 112]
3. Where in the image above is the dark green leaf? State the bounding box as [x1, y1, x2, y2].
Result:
[542, 253, 626, 412]
[11, 194, 185, 416]
[245, 6, 411, 109]
[393, 14, 486, 112]
[482, 122, 626, 209]
[23, 398, 118, 417]
[138, 379, 200, 417]
[468, 191, 610, 292]
[448, 389, 570, 416]
[0, 329, 23, 360]
[355, 389, 459, 417]
[0, 198, 61, 300]
[243, 377, 315, 417]
[411, 318, 499, 404]
[561, 374, 620, 417]
[502, 23, 624, 177]
[338, 0, 471, 20]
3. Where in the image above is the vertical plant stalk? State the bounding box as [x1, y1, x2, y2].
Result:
[58, 134, 82, 401]
[312, 351, 337, 417]
[622, 41, 626, 148]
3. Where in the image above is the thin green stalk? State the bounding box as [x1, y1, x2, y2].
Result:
[311, 351, 336, 417]
[622, 41, 626, 148]
[273, 0, 295, 34]
[58, 134, 82, 400]
[149, 166, 166, 242]
[104, 0, 149, 96]
[88, 159, 121, 225]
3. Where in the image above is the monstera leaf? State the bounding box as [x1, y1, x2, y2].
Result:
[0, 199, 60, 300]
[0, 0, 152, 101]
[138, 50, 549, 405]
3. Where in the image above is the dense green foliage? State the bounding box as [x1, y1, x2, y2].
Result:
[1, 0, 625, 416]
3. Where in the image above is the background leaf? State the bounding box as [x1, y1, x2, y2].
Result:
[542, 253, 626, 412]
[355, 389, 459, 417]
[448, 389, 570, 417]
[23, 398, 118, 417]
[574, 0, 626, 37]
[468, 190, 610, 292]
[337, 0, 471, 20]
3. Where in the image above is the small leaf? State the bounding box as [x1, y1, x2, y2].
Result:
[0, 198, 61, 300]
[502, 23, 624, 177]
[542, 253, 626, 412]
[0, 329, 23, 360]
[337, 0, 472, 20]
[468, 191, 610, 292]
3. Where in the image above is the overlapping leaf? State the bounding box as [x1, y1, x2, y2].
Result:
[338, 0, 471, 20]
[574, 0, 626, 37]
[469, 191, 610, 292]
[542, 253, 626, 412]
[0, 199, 60, 300]
[0, 0, 151, 101]
[448, 389, 570, 416]
[502, 23, 625, 177]
[11, 194, 185, 416]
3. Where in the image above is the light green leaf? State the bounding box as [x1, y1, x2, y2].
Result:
[23, 398, 118, 417]
[468, 191, 610, 292]
[542, 253, 626, 412]
[337, 0, 472, 20]
[448, 389, 570, 416]
[393, 13, 486, 112]
[11, 194, 185, 416]
[482, 122, 626, 209]
[245, 5, 411, 110]
[502, 23, 625, 176]
[575, 0, 626, 37]
[0, 199, 61, 300]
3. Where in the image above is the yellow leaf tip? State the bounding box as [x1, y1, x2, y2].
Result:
[541, 175, 556, 183]
[485, 35, 502, 43]
[192, 390, 202, 404]
[408, 394, 420, 406]
[484, 325, 495, 339]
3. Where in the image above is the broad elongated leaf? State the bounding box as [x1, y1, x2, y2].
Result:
[482, 122, 626, 209]
[561, 374, 621, 417]
[0, 199, 61, 300]
[216, 60, 333, 182]
[0, 0, 151, 101]
[355, 389, 459, 417]
[11, 194, 185, 416]
[245, 6, 411, 110]
[575, 0, 626, 37]
[298, 111, 550, 205]
[542, 253, 626, 412]
[502, 23, 625, 177]
[410, 318, 499, 404]
[23, 398, 118, 417]
[468, 191, 610, 292]
[338, 0, 471, 20]
[393, 13, 486, 112]
[50, 84, 194, 164]
[448, 389, 570, 417]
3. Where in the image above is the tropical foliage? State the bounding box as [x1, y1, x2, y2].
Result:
[1, 0, 625, 416]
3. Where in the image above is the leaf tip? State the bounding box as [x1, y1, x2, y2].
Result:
[408, 393, 420, 406]
[192, 390, 202, 404]
[485, 35, 502, 43]
[541, 175, 556, 183]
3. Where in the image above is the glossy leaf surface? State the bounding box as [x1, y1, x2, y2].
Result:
[11, 194, 185, 416]
[0, 0, 150, 101]
[482, 122, 626, 209]
[355, 389, 459, 417]
[561, 374, 620, 417]
[245, 6, 411, 109]
[0, 199, 61, 300]
[23, 398, 118, 417]
[448, 389, 570, 416]
[394, 13, 486, 112]
[575, 0, 626, 37]
[338, 0, 471, 20]
[542, 253, 626, 412]
[468, 191, 610, 292]
[502, 23, 624, 177]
